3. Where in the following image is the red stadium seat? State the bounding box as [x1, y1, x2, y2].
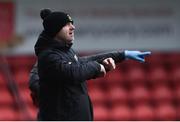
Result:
[154, 104, 177, 121]
[90, 77, 107, 89]
[18, 87, 33, 104]
[0, 72, 6, 87]
[170, 67, 180, 85]
[110, 104, 132, 121]
[147, 67, 169, 86]
[0, 107, 19, 120]
[87, 79, 96, 90]
[146, 52, 164, 68]
[175, 85, 180, 104]
[132, 104, 154, 121]
[129, 86, 151, 105]
[93, 104, 109, 121]
[152, 85, 173, 105]
[25, 105, 38, 120]
[123, 60, 144, 70]
[107, 86, 128, 105]
[88, 86, 106, 105]
[177, 105, 180, 120]
[6, 56, 31, 72]
[0, 88, 14, 105]
[164, 52, 180, 69]
[104, 69, 124, 86]
[27, 56, 37, 68]
[125, 67, 146, 87]
[13, 68, 29, 86]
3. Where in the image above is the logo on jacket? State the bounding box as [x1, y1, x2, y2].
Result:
[74, 55, 78, 61]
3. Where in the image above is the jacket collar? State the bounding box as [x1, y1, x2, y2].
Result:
[34, 31, 72, 56]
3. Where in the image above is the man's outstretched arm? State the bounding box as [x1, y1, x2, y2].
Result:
[79, 50, 151, 63]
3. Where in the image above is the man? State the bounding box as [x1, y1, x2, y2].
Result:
[30, 8, 151, 120]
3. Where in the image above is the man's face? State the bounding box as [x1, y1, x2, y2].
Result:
[55, 22, 75, 44]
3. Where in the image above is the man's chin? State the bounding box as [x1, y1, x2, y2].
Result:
[67, 39, 74, 44]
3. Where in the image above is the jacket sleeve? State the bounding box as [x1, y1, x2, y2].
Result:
[79, 51, 125, 64]
[38, 51, 102, 84]
[29, 61, 40, 107]
[29, 61, 39, 93]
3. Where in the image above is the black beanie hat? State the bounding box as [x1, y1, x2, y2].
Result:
[40, 9, 73, 37]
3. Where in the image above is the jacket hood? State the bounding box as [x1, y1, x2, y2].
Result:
[34, 31, 72, 56]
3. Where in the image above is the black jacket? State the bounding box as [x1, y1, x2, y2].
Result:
[33, 32, 125, 120]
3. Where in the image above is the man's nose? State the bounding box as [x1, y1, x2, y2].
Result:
[70, 23, 75, 30]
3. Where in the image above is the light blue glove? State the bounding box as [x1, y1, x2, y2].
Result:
[124, 50, 151, 62]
